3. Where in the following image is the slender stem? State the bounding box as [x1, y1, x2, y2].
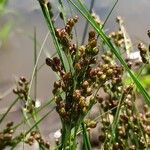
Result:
[28, 32, 49, 102]
[11, 107, 55, 150]
[26, 108, 55, 135]
[58, 0, 67, 23]
[81, 0, 95, 44]
[13, 96, 55, 130]
[0, 97, 19, 124]
[33, 27, 40, 130]
[34, 27, 37, 102]
[72, 125, 79, 150]
[60, 124, 72, 150]
[102, 0, 118, 29]
[81, 122, 92, 150]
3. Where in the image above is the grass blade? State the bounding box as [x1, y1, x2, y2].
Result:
[34, 27, 37, 102]
[0, 97, 19, 124]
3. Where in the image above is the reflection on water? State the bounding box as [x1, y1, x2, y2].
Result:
[0, 0, 150, 144]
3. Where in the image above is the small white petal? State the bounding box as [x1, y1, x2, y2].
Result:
[35, 99, 41, 108]
[54, 129, 61, 139]
[127, 51, 142, 62]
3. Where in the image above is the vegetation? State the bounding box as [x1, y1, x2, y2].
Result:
[0, 0, 150, 149]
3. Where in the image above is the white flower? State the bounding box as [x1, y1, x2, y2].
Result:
[127, 51, 142, 62]
[54, 129, 61, 139]
[35, 99, 41, 108]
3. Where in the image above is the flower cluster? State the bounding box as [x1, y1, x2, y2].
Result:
[0, 122, 14, 149]
[98, 84, 150, 149]
[13, 77, 37, 113]
[47, 25, 124, 131]
[26, 131, 50, 149]
[109, 17, 126, 49]
[13, 77, 28, 100]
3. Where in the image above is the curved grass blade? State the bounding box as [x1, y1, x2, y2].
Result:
[102, 0, 118, 29]
[0, 97, 19, 124]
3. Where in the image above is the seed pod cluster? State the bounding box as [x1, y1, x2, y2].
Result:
[55, 16, 78, 50]
[13, 76, 28, 100]
[46, 16, 129, 132]
[91, 12, 102, 26]
[46, 57, 62, 73]
[44, 14, 150, 149]
[13, 77, 36, 113]
[109, 17, 126, 49]
[86, 30, 98, 55]
[138, 42, 149, 64]
[85, 119, 97, 129]
[50, 29, 125, 133]
[26, 131, 50, 149]
[109, 30, 124, 48]
[0, 122, 14, 149]
[98, 84, 150, 149]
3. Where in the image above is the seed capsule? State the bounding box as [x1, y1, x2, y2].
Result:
[13, 88, 18, 94]
[138, 43, 147, 54]
[20, 76, 26, 82]
[99, 74, 106, 81]
[87, 120, 97, 128]
[86, 87, 92, 96]
[73, 90, 81, 100]
[82, 80, 89, 89]
[75, 63, 81, 70]
[106, 69, 113, 76]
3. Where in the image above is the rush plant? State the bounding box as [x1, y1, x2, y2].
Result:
[0, 0, 150, 150]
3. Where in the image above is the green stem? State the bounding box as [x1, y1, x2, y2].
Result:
[102, 0, 118, 29]
[72, 124, 80, 150]
[13, 96, 55, 130]
[81, 122, 92, 150]
[60, 124, 72, 150]
[0, 97, 19, 124]
[11, 107, 55, 150]
[34, 27, 37, 102]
